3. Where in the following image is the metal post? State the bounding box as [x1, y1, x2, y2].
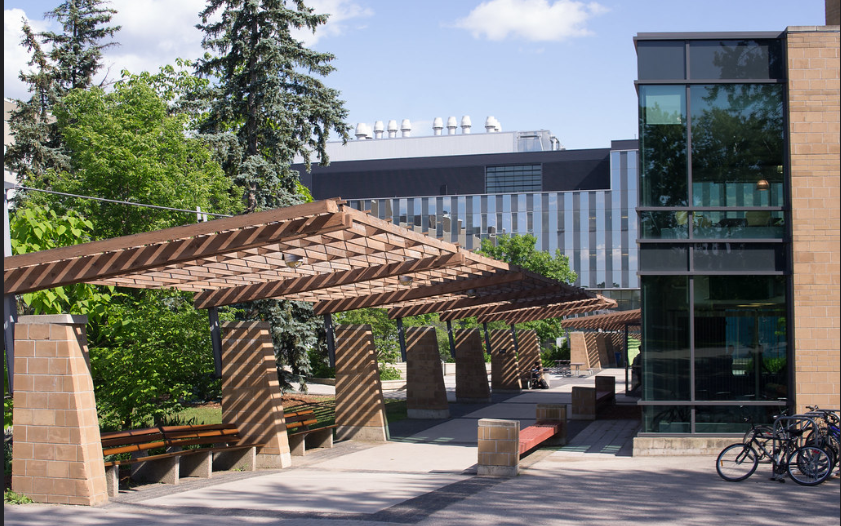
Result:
[624, 323, 630, 394]
[396, 317, 407, 362]
[4, 182, 17, 394]
[208, 307, 222, 379]
[446, 320, 456, 359]
[483, 322, 493, 354]
[323, 314, 336, 368]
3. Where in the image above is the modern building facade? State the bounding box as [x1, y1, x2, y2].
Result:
[295, 125, 640, 311]
[635, 18, 839, 433]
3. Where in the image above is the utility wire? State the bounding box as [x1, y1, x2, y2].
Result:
[10, 184, 234, 218]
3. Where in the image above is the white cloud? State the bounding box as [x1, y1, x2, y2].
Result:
[291, 0, 373, 46]
[455, 0, 608, 42]
[4, 0, 371, 100]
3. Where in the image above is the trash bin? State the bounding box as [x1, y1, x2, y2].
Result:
[615, 351, 623, 367]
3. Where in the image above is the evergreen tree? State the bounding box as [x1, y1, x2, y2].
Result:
[195, 0, 350, 212]
[4, 23, 68, 182]
[42, 0, 121, 94]
[195, 0, 351, 392]
[5, 0, 120, 184]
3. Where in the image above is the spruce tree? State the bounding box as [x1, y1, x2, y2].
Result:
[5, 1, 119, 184]
[195, 0, 351, 391]
[195, 0, 350, 212]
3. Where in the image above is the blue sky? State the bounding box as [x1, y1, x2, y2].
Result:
[4, 0, 828, 150]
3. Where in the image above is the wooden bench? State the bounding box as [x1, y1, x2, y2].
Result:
[519, 403, 567, 457]
[571, 376, 616, 420]
[284, 407, 338, 456]
[101, 423, 261, 497]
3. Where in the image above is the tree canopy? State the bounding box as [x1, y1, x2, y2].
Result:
[195, 0, 351, 212]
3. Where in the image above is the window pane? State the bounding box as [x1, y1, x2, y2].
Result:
[637, 41, 685, 80]
[691, 211, 784, 239]
[693, 243, 785, 272]
[693, 276, 788, 402]
[486, 165, 541, 193]
[640, 244, 688, 271]
[641, 276, 690, 401]
[695, 405, 785, 433]
[689, 40, 784, 80]
[690, 84, 785, 208]
[639, 85, 688, 207]
[640, 211, 689, 239]
[642, 405, 691, 433]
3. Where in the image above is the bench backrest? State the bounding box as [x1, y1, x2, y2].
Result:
[594, 375, 615, 393]
[284, 408, 317, 431]
[101, 423, 243, 456]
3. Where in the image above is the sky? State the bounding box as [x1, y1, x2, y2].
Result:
[4, 0, 829, 150]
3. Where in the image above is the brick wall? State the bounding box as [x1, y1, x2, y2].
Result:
[453, 329, 492, 402]
[221, 322, 291, 468]
[786, 25, 841, 412]
[12, 315, 108, 506]
[405, 327, 449, 418]
[334, 325, 388, 441]
[517, 330, 541, 380]
[489, 329, 521, 391]
[477, 419, 519, 477]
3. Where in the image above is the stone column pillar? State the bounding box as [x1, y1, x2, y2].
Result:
[489, 330, 520, 392]
[405, 327, 449, 419]
[334, 325, 388, 441]
[477, 419, 519, 477]
[453, 329, 491, 403]
[517, 330, 541, 384]
[12, 315, 108, 506]
[221, 322, 291, 469]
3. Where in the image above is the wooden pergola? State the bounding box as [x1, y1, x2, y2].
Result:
[4, 198, 615, 382]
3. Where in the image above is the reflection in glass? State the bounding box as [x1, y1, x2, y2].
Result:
[640, 211, 689, 239]
[693, 276, 787, 403]
[643, 405, 691, 433]
[689, 40, 783, 80]
[637, 40, 685, 80]
[642, 275, 690, 402]
[690, 84, 784, 208]
[694, 243, 785, 272]
[639, 85, 688, 207]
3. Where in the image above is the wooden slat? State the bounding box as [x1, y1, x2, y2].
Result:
[5, 211, 351, 295]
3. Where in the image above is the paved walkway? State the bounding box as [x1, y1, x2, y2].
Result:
[5, 369, 839, 525]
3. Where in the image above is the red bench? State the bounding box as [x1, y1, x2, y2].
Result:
[518, 403, 568, 457]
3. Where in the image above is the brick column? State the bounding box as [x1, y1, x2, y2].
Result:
[489, 329, 520, 392]
[334, 325, 388, 441]
[595, 334, 611, 369]
[405, 327, 449, 419]
[453, 329, 491, 403]
[569, 331, 589, 369]
[12, 315, 108, 506]
[221, 322, 291, 469]
[477, 419, 519, 477]
[536, 403, 568, 446]
[517, 330, 541, 383]
[786, 26, 841, 412]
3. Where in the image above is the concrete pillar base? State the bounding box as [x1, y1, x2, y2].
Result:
[256, 452, 292, 469]
[336, 425, 388, 442]
[478, 465, 519, 477]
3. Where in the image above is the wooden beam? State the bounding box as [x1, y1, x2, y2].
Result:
[4, 211, 351, 295]
[437, 291, 594, 321]
[193, 252, 466, 309]
[312, 271, 526, 315]
[479, 297, 617, 324]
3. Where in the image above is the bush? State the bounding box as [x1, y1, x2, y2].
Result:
[379, 365, 402, 381]
[307, 349, 335, 378]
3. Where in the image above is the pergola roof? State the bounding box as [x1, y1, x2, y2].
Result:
[4, 198, 615, 318]
[561, 309, 641, 331]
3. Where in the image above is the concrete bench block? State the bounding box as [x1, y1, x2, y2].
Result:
[180, 450, 212, 478]
[213, 446, 256, 471]
[130, 456, 179, 486]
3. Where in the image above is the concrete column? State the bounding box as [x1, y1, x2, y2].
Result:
[405, 327, 449, 419]
[595, 334, 611, 368]
[221, 321, 291, 469]
[334, 325, 388, 441]
[453, 329, 491, 403]
[489, 330, 520, 392]
[12, 315, 108, 506]
[477, 418, 519, 477]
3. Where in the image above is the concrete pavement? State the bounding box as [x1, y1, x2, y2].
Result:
[5, 369, 839, 525]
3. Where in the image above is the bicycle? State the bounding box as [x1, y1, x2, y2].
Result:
[716, 414, 833, 486]
[804, 406, 840, 471]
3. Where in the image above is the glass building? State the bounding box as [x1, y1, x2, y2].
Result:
[635, 34, 791, 433]
[296, 137, 640, 310]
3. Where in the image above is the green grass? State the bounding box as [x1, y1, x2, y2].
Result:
[165, 396, 409, 429]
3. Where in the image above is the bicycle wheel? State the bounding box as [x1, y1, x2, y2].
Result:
[787, 445, 832, 486]
[716, 444, 759, 482]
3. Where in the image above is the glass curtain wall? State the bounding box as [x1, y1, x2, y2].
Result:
[636, 36, 789, 434]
